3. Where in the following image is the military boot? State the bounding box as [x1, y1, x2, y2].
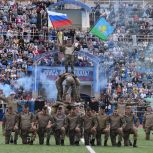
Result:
[75, 141, 79, 146]
[46, 139, 50, 146]
[90, 139, 95, 146]
[133, 140, 137, 148]
[104, 140, 108, 146]
[10, 135, 14, 143]
[61, 139, 64, 146]
[146, 134, 150, 140]
[117, 141, 121, 147]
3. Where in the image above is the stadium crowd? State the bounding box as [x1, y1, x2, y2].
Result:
[0, 0, 153, 146]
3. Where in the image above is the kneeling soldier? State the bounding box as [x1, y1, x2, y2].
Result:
[2, 106, 19, 144]
[52, 105, 66, 145]
[143, 106, 153, 140]
[19, 105, 36, 144]
[109, 109, 124, 146]
[65, 104, 81, 145]
[123, 106, 139, 147]
[96, 107, 109, 146]
[36, 106, 53, 145]
[82, 107, 98, 146]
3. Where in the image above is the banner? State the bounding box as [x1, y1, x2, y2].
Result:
[38, 67, 93, 82]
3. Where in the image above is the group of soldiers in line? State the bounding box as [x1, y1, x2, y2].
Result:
[2, 103, 153, 147]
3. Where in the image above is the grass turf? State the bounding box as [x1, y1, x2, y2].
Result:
[0, 127, 153, 153]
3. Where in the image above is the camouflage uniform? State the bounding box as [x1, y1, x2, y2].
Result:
[65, 107, 81, 145]
[36, 110, 53, 145]
[64, 45, 75, 73]
[143, 111, 153, 140]
[74, 76, 80, 101]
[122, 109, 139, 147]
[63, 74, 77, 101]
[55, 75, 64, 101]
[19, 111, 36, 144]
[109, 111, 124, 146]
[96, 110, 109, 146]
[61, 39, 80, 74]
[2, 109, 19, 144]
[82, 109, 98, 146]
[52, 111, 66, 145]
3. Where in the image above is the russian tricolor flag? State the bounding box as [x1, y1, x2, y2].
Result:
[47, 11, 72, 28]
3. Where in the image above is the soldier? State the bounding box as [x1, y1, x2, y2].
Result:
[96, 107, 109, 146]
[2, 106, 19, 144]
[36, 106, 53, 145]
[62, 39, 75, 73]
[117, 97, 126, 116]
[19, 105, 36, 144]
[65, 104, 81, 145]
[109, 109, 124, 147]
[122, 106, 139, 147]
[143, 106, 153, 140]
[62, 73, 77, 102]
[52, 105, 66, 145]
[73, 75, 80, 102]
[55, 74, 65, 101]
[60, 39, 80, 74]
[82, 107, 98, 146]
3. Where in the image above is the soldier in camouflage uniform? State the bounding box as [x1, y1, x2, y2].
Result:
[96, 107, 109, 146]
[55, 74, 66, 101]
[62, 73, 77, 102]
[60, 39, 80, 74]
[36, 106, 53, 145]
[52, 105, 66, 145]
[109, 109, 124, 147]
[2, 106, 19, 144]
[122, 106, 139, 147]
[65, 105, 81, 145]
[143, 106, 153, 140]
[60, 39, 75, 73]
[73, 75, 80, 102]
[82, 107, 98, 146]
[19, 105, 36, 144]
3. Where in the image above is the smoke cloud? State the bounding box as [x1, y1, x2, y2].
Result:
[39, 74, 57, 100]
[0, 84, 14, 97]
[15, 77, 33, 92]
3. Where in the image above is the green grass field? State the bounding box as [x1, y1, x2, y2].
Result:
[0, 127, 153, 153]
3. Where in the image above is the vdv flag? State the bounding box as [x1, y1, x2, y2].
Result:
[90, 17, 114, 41]
[47, 10, 72, 28]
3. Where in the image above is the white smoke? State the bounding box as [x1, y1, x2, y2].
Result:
[0, 84, 14, 97]
[39, 74, 57, 100]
